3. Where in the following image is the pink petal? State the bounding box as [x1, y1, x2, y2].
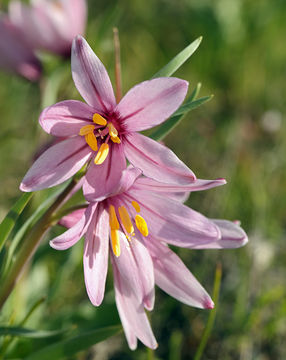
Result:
[59, 208, 86, 228]
[125, 189, 221, 247]
[108, 167, 142, 197]
[84, 204, 109, 306]
[113, 232, 143, 302]
[193, 219, 248, 249]
[83, 143, 126, 202]
[129, 235, 155, 311]
[71, 36, 116, 112]
[112, 259, 158, 350]
[147, 240, 214, 309]
[50, 203, 96, 250]
[124, 133, 196, 185]
[116, 78, 188, 132]
[134, 177, 226, 196]
[39, 100, 94, 137]
[20, 137, 92, 192]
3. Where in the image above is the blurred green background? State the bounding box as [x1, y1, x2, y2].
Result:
[0, 0, 286, 359]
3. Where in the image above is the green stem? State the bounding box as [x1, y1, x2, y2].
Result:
[0, 180, 78, 311]
[194, 263, 222, 360]
[113, 27, 122, 103]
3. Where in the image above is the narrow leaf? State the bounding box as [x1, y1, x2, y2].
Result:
[0, 327, 68, 339]
[173, 95, 213, 117]
[189, 82, 202, 101]
[0, 193, 33, 253]
[152, 36, 202, 78]
[24, 326, 121, 360]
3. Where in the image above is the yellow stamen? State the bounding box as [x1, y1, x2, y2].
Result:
[107, 123, 118, 137]
[93, 113, 107, 126]
[110, 135, 121, 144]
[94, 143, 109, 165]
[111, 229, 120, 257]
[132, 201, 141, 213]
[85, 132, 98, 151]
[79, 124, 95, 136]
[135, 214, 149, 237]
[109, 205, 119, 230]
[118, 206, 134, 234]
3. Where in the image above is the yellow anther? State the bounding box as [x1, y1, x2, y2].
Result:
[132, 201, 141, 213]
[111, 229, 120, 257]
[94, 143, 109, 165]
[109, 205, 119, 230]
[135, 214, 149, 237]
[111, 135, 121, 144]
[79, 124, 95, 136]
[107, 123, 118, 138]
[93, 113, 107, 126]
[85, 132, 98, 151]
[118, 206, 134, 234]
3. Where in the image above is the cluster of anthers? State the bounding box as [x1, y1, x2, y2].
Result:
[79, 113, 121, 165]
[108, 200, 148, 257]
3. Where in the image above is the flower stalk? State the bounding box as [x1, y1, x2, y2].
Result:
[0, 180, 79, 311]
[113, 27, 122, 103]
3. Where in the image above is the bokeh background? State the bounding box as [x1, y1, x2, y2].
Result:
[1, 0, 286, 359]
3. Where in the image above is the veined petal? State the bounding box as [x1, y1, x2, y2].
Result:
[84, 204, 109, 306]
[71, 36, 116, 112]
[124, 133, 196, 185]
[125, 189, 221, 247]
[134, 177, 226, 197]
[83, 143, 126, 202]
[130, 236, 155, 311]
[112, 259, 158, 350]
[113, 232, 143, 302]
[192, 219, 248, 249]
[108, 167, 142, 197]
[39, 100, 94, 137]
[116, 77, 188, 132]
[20, 137, 92, 192]
[50, 203, 96, 250]
[147, 240, 214, 309]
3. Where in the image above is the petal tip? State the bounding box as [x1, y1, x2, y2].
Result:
[204, 298, 215, 309]
[19, 182, 29, 192]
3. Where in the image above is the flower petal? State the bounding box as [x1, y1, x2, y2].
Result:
[83, 143, 126, 202]
[125, 189, 221, 247]
[20, 137, 91, 192]
[124, 133, 196, 185]
[116, 77, 188, 132]
[193, 219, 248, 249]
[129, 235, 155, 311]
[112, 258, 158, 350]
[147, 240, 214, 309]
[39, 100, 94, 137]
[59, 208, 86, 228]
[50, 203, 96, 250]
[71, 36, 116, 112]
[84, 204, 109, 306]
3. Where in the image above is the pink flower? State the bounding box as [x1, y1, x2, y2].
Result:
[0, 16, 41, 81]
[8, 0, 87, 56]
[52, 168, 248, 349]
[20, 36, 195, 197]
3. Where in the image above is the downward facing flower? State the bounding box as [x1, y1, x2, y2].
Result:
[20, 36, 195, 200]
[50, 168, 247, 349]
[8, 0, 87, 56]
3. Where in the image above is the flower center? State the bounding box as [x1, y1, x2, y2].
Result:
[108, 201, 148, 257]
[79, 113, 121, 165]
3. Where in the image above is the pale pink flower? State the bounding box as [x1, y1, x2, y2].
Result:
[20, 36, 195, 197]
[0, 16, 41, 81]
[52, 168, 247, 349]
[8, 0, 87, 56]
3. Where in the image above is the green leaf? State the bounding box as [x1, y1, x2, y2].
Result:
[150, 91, 213, 141]
[0, 327, 68, 339]
[0, 193, 33, 253]
[24, 326, 122, 360]
[152, 36, 202, 78]
[173, 95, 213, 117]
